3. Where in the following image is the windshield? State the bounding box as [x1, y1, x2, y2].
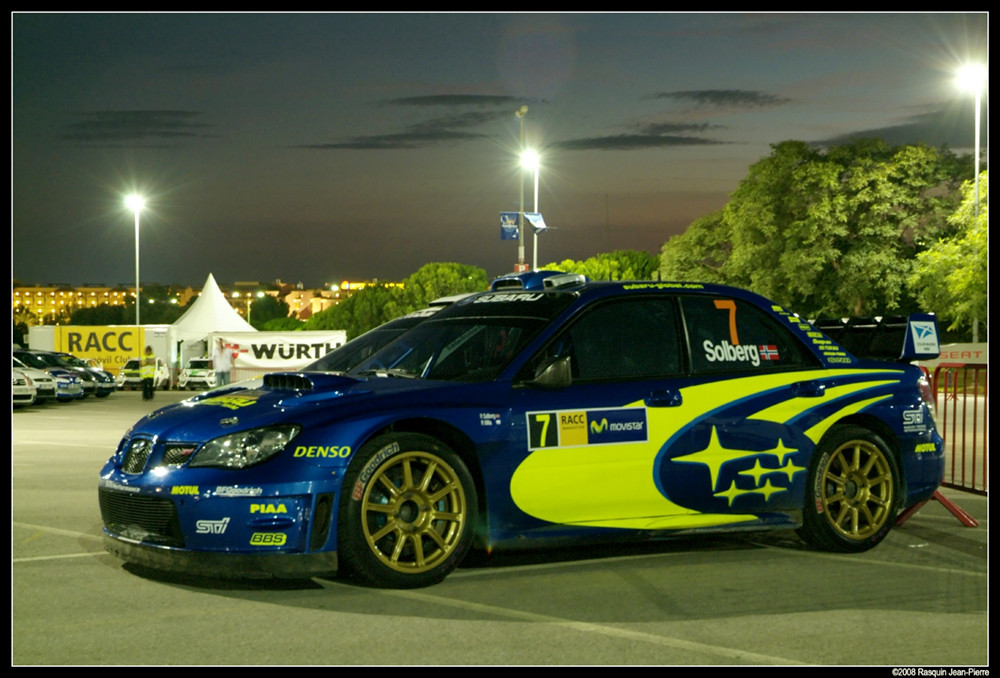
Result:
[349, 317, 547, 382]
[15, 353, 55, 369]
[306, 327, 408, 373]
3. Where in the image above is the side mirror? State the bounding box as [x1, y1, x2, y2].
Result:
[525, 355, 572, 389]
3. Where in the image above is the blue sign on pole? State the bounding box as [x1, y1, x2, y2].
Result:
[500, 212, 520, 240]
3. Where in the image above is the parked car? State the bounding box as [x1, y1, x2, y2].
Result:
[13, 350, 85, 401]
[178, 358, 217, 391]
[53, 352, 116, 397]
[12, 369, 37, 407]
[12, 356, 57, 403]
[15, 349, 99, 397]
[99, 280, 945, 589]
[116, 357, 171, 391]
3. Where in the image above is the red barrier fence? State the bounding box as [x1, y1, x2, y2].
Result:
[897, 362, 985, 528]
[932, 362, 988, 495]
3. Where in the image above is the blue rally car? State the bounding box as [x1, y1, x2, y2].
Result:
[99, 280, 945, 588]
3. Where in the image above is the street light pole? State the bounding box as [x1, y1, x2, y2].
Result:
[516, 106, 528, 269]
[957, 63, 987, 217]
[521, 149, 541, 270]
[955, 63, 987, 344]
[125, 194, 145, 358]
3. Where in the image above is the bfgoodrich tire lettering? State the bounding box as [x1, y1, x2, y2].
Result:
[338, 433, 477, 588]
[798, 425, 899, 553]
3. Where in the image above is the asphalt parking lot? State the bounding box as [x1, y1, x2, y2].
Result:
[13, 390, 988, 666]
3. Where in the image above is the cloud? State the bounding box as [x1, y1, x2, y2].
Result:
[650, 89, 792, 110]
[296, 95, 523, 150]
[384, 94, 524, 108]
[58, 110, 212, 145]
[554, 121, 728, 151]
[817, 106, 988, 150]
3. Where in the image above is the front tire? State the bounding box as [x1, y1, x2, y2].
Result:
[338, 433, 477, 588]
[798, 425, 899, 553]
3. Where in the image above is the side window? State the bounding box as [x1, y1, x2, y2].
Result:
[680, 295, 815, 374]
[536, 297, 682, 381]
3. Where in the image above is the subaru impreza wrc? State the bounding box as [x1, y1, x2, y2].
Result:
[99, 280, 944, 588]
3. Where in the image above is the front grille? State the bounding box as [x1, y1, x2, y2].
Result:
[98, 489, 184, 547]
[122, 438, 154, 474]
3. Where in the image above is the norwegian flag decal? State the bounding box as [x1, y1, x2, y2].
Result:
[758, 344, 780, 361]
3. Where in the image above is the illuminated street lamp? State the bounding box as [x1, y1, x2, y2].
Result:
[955, 63, 987, 344]
[125, 194, 145, 358]
[516, 105, 529, 270]
[956, 63, 987, 217]
[521, 149, 541, 270]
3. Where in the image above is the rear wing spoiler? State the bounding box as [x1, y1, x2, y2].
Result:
[811, 313, 941, 363]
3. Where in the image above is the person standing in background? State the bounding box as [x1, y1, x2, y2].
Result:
[140, 345, 156, 400]
[213, 338, 232, 386]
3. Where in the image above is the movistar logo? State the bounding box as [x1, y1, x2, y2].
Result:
[591, 417, 644, 434]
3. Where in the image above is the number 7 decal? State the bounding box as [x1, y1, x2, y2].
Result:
[714, 299, 740, 345]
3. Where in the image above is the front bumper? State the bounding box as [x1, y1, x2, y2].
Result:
[103, 534, 338, 579]
[98, 478, 342, 579]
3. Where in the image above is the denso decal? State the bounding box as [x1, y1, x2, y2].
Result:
[527, 407, 647, 450]
[293, 445, 352, 458]
[195, 517, 230, 534]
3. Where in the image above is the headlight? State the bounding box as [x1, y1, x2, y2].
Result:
[188, 425, 301, 469]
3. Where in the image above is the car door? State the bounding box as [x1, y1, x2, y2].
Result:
[506, 291, 826, 534]
[508, 294, 695, 530]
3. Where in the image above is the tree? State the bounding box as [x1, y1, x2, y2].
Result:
[910, 170, 988, 338]
[303, 283, 408, 339]
[659, 211, 730, 283]
[303, 263, 488, 339]
[402, 263, 488, 308]
[541, 250, 659, 281]
[248, 294, 292, 330]
[659, 139, 972, 319]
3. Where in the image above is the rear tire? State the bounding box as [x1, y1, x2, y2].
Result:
[338, 433, 477, 588]
[798, 425, 899, 552]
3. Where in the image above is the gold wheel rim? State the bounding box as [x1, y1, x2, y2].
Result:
[360, 450, 467, 574]
[820, 439, 894, 540]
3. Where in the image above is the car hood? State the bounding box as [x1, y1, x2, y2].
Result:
[126, 372, 487, 442]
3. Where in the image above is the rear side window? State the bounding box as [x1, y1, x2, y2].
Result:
[527, 296, 683, 382]
[680, 296, 815, 374]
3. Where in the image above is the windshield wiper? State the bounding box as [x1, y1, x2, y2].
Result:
[356, 368, 420, 379]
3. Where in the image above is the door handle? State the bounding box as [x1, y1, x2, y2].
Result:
[645, 389, 682, 407]
[792, 381, 826, 398]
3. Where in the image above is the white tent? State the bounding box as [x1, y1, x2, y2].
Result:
[171, 273, 256, 342]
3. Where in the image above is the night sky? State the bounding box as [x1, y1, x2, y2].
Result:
[12, 12, 989, 289]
